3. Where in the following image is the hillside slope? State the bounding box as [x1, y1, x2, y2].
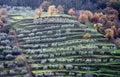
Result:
[16, 16, 120, 77]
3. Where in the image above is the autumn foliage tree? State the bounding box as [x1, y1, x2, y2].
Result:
[9, 28, 17, 35]
[0, 8, 8, 31]
[0, 19, 4, 26]
[83, 33, 91, 39]
[57, 5, 64, 14]
[15, 55, 26, 61]
[0, 19, 4, 31]
[103, 7, 119, 20]
[104, 28, 114, 38]
[91, 12, 104, 23]
[106, 0, 117, 6]
[48, 5, 57, 16]
[85, 10, 93, 20]
[115, 38, 120, 48]
[68, 8, 75, 16]
[93, 23, 103, 29]
[78, 13, 88, 24]
[59, 64, 64, 69]
[41, 1, 52, 12]
[78, 10, 93, 25]
[0, 8, 8, 16]
[35, 7, 43, 18]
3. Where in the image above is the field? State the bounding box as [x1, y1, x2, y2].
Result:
[2, 12, 118, 77]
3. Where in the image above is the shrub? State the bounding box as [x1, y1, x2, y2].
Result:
[91, 12, 103, 23]
[15, 55, 26, 61]
[2, 50, 12, 56]
[7, 62, 16, 68]
[59, 64, 64, 69]
[0, 8, 8, 16]
[5, 54, 14, 60]
[35, 7, 43, 18]
[85, 10, 93, 20]
[1, 40, 11, 46]
[0, 71, 7, 76]
[0, 64, 4, 70]
[103, 7, 119, 20]
[20, 69, 27, 74]
[78, 10, 93, 25]
[68, 8, 75, 16]
[57, 5, 64, 14]
[114, 38, 120, 48]
[83, 33, 91, 38]
[16, 61, 25, 67]
[41, 1, 52, 12]
[0, 55, 4, 60]
[0, 19, 4, 29]
[0, 16, 8, 24]
[9, 28, 16, 35]
[12, 46, 21, 55]
[104, 28, 114, 38]
[93, 24, 97, 29]
[0, 33, 7, 40]
[47, 5, 57, 16]
[9, 70, 16, 75]
[8, 35, 15, 41]
[78, 11, 89, 24]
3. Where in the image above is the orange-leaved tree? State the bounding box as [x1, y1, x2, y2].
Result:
[57, 5, 64, 14]
[104, 28, 114, 38]
[15, 55, 26, 61]
[48, 5, 57, 16]
[68, 8, 75, 16]
[35, 7, 43, 18]
[0, 8, 8, 16]
[78, 10, 93, 25]
[83, 33, 91, 39]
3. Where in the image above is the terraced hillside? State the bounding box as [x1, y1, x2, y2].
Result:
[16, 16, 120, 77]
[0, 32, 29, 77]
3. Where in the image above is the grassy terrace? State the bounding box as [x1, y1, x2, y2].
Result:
[13, 14, 120, 77]
[32, 70, 119, 77]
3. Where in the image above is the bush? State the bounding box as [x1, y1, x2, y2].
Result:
[16, 61, 25, 67]
[103, 7, 119, 20]
[1, 40, 11, 46]
[104, 28, 114, 38]
[83, 33, 91, 38]
[15, 55, 25, 61]
[8, 35, 15, 41]
[20, 69, 27, 74]
[48, 5, 57, 16]
[41, 1, 52, 12]
[5, 54, 14, 60]
[57, 5, 64, 14]
[12, 46, 21, 55]
[0, 64, 4, 70]
[7, 62, 16, 68]
[35, 7, 43, 18]
[0, 34, 7, 40]
[2, 50, 12, 56]
[68, 8, 75, 16]
[0, 55, 4, 60]
[9, 70, 16, 75]
[0, 71, 7, 76]
[59, 64, 64, 69]
[0, 8, 8, 16]
[114, 38, 120, 48]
